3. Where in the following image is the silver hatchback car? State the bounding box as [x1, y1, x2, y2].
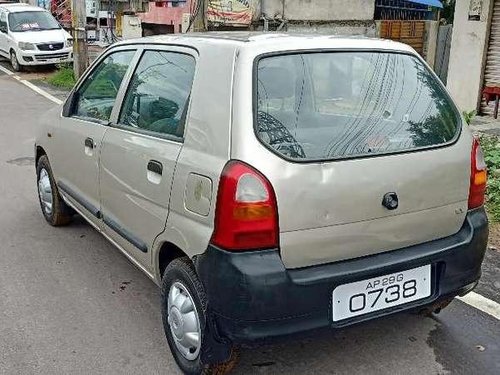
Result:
[35, 33, 488, 374]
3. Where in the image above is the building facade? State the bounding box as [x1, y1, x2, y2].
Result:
[447, 0, 500, 116]
[139, 0, 192, 35]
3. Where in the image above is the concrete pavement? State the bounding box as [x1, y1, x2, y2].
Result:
[0, 68, 499, 375]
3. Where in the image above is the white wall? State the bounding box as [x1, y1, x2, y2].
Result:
[447, 0, 493, 111]
[262, 0, 374, 21]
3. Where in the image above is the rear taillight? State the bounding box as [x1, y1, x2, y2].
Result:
[468, 138, 487, 209]
[211, 161, 279, 251]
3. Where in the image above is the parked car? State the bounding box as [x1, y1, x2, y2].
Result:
[0, 3, 72, 71]
[34, 33, 488, 374]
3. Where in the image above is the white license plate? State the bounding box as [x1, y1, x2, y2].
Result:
[332, 265, 431, 322]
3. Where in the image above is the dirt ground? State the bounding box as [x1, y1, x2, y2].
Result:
[488, 221, 500, 251]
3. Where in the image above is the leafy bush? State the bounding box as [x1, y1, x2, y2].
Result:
[463, 110, 476, 125]
[46, 66, 76, 89]
[479, 135, 500, 221]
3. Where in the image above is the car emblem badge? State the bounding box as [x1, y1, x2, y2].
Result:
[382, 192, 398, 210]
[49, 44, 53, 49]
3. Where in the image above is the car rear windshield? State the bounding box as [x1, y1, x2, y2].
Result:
[255, 51, 460, 161]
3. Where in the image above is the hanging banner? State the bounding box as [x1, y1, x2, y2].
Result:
[207, 0, 254, 26]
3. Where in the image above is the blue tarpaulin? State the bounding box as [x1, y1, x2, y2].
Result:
[408, 0, 443, 8]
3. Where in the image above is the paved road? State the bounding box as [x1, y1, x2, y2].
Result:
[0, 69, 499, 375]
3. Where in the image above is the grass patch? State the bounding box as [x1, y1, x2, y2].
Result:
[46, 66, 76, 89]
[480, 135, 500, 222]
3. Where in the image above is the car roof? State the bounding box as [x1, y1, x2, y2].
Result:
[116, 32, 415, 55]
[0, 3, 45, 12]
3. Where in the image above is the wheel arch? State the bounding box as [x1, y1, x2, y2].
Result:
[35, 146, 47, 165]
[156, 241, 190, 281]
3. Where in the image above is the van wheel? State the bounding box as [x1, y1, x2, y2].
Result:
[161, 257, 238, 375]
[10, 51, 22, 72]
[36, 155, 73, 226]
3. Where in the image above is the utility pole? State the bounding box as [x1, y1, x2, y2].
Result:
[192, 0, 208, 32]
[71, 0, 88, 79]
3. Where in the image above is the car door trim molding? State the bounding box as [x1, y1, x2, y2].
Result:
[57, 180, 101, 219]
[103, 214, 148, 253]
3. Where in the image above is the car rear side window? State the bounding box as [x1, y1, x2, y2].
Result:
[118, 50, 195, 139]
[255, 52, 460, 161]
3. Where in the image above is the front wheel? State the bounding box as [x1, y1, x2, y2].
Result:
[161, 257, 238, 375]
[10, 51, 22, 72]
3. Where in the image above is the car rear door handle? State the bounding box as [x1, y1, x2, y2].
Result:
[147, 160, 163, 175]
[84, 137, 94, 149]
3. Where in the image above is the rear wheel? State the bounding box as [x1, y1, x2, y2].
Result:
[10, 51, 22, 72]
[161, 257, 238, 375]
[36, 155, 73, 226]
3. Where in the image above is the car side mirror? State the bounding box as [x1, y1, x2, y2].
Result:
[62, 90, 79, 117]
[0, 25, 7, 34]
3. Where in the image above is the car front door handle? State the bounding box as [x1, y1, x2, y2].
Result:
[84, 137, 94, 149]
[147, 160, 163, 176]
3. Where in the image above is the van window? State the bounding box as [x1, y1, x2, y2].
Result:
[255, 52, 460, 161]
[118, 50, 195, 139]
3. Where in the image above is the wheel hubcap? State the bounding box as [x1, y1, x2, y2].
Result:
[167, 281, 201, 361]
[38, 168, 53, 215]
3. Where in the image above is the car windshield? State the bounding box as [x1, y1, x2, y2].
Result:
[255, 51, 460, 161]
[8, 11, 60, 32]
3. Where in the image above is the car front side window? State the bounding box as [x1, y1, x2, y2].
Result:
[73, 50, 135, 123]
[118, 50, 195, 139]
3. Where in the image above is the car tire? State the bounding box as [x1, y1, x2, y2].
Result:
[36, 155, 73, 226]
[10, 51, 22, 72]
[161, 257, 238, 375]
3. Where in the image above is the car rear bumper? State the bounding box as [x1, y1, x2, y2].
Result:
[195, 207, 488, 345]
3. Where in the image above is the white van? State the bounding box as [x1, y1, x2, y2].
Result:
[0, 3, 73, 71]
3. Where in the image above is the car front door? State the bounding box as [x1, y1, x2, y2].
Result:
[51, 48, 137, 227]
[99, 47, 196, 269]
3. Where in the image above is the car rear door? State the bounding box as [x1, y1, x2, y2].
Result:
[99, 46, 196, 269]
[50, 47, 137, 227]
